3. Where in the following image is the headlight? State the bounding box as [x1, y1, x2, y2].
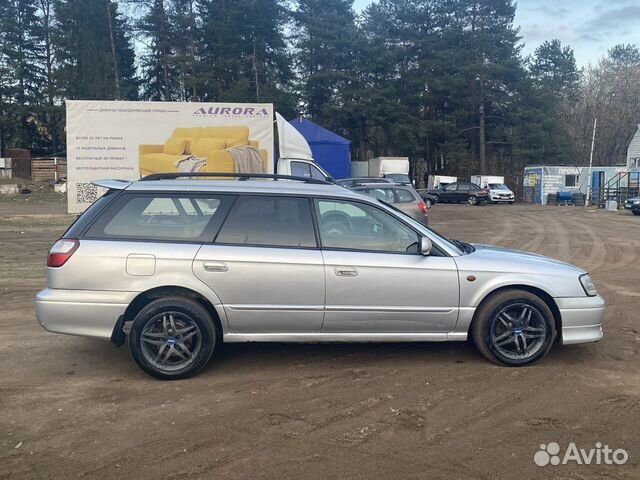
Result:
[579, 274, 597, 297]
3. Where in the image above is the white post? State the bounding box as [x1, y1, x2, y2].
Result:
[585, 117, 597, 207]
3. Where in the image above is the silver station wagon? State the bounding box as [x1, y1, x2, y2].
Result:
[36, 173, 605, 379]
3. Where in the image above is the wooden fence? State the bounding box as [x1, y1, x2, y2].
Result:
[31, 158, 67, 182]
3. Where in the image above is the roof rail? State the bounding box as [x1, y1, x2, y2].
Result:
[139, 172, 333, 185]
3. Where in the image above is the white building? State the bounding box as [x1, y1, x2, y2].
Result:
[627, 124, 640, 169]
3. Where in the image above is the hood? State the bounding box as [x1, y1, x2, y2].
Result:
[625, 197, 640, 202]
[470, 244, 585, 274]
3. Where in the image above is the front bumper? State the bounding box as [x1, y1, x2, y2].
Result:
[36, 288, 131, 339]
[623, 202, 640, 210]
[490, 195, 514, 202]
[556, 295, 605, 345]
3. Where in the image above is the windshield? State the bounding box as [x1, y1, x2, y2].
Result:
[377, 199, 464, 254]
[488, 183, 509, 190]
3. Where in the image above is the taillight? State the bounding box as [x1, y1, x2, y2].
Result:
[47, 239, 80, 267]
[418, 202, 428, 214]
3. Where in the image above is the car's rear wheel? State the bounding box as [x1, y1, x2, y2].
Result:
[467, 195, 478, 205]
[129, 297, 216, 380]
[425, 198, 433, 208]
[471, 289, 556, 366]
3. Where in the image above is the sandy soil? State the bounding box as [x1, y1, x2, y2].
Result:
[1, 201, 638, 479]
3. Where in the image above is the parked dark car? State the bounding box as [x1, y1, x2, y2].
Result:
[624, 197, 640, 215]
[427, 181, 489, 205]
[417, 190, 439, 208]
[336, 177, 393, 188]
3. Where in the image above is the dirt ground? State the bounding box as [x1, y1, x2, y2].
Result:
[1, 197, 639, 479]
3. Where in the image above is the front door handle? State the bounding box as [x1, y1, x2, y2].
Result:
[203, 261, 228, 272]
[335, 266, 358, 277]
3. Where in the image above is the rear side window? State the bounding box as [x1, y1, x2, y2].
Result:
[395, 189, 416, 203]
[360, 188, 394, 203]
[216, 195, 317, 248]
[85, 194, 232, 241]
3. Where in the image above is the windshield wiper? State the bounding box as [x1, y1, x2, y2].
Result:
[451, 239, 475, 254]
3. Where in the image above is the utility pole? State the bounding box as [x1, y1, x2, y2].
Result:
[585, 117, 597, 207]
[479, 104, 486, 174]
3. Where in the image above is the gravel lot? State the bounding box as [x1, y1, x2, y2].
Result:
[1, 199, 638, 479]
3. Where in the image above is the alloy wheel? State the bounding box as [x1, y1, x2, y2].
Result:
[139, 311, 202, 372]
[490, 303, 548, 361]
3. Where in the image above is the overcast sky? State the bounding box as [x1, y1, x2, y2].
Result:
[352, 0, 640, 67]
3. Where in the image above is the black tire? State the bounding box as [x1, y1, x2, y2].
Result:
[633, 210, 640, 216]
[467, 195, 478, 206]
[425, 198, 433, 208]
[129, 296, 216, 380]
[471, 289, 556, 366]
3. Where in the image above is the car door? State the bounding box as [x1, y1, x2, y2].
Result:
[193, 195, 325, 334]
[315, 198, 459, 333]
[441, 183, 457, 202]
[455, 183, 470, 202]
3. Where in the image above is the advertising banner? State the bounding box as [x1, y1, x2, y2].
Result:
[66, 100, 274, 213]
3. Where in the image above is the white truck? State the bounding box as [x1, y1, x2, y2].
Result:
[275, 113, 332, 180]
[427, 175, 457, 190]
[368, 157, 411, 184]
[470, 175, 514, 203]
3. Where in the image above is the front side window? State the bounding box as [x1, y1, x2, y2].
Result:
[316, 199, 419, 253]
[216, 195, 316, 248]
[309, 164, 327, 180]
[291, 161, 311, 178]
[87, 194, 229, 241]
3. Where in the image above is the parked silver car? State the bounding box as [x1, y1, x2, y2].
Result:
[349, 183, 429, 226]
[36, 174, 605, 379]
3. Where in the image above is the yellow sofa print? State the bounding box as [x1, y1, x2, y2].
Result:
[139, 126, 268, 176]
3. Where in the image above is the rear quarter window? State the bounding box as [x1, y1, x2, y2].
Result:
[84, 193, 233, 242]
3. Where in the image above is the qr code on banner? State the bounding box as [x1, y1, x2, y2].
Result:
[75, 182, 98, 204]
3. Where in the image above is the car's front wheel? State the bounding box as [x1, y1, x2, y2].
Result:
[633, 210, 640, 216]
[129, 297, 216, 380]
[471, 289, 556, 366]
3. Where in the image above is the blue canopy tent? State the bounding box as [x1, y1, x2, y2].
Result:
[289, 117, 351, 179]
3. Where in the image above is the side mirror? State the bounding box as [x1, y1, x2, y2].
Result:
[420, 237, 432, 256]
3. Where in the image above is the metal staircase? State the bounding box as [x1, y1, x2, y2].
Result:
[594, 171, 640, 207]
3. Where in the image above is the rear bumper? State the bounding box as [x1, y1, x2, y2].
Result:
[556, 295, 605, 345]
[35, 288, 131, 339]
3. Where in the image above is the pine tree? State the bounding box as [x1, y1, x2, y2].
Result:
[0, 0, 48, 152]
[53, 0, 138, 100]
[138, 0, 176, 100]
[293, 0, 359, 123]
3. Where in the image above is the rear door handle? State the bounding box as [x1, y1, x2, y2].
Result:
[203, 261, 228, 272]
[335, 266, 358, 277]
